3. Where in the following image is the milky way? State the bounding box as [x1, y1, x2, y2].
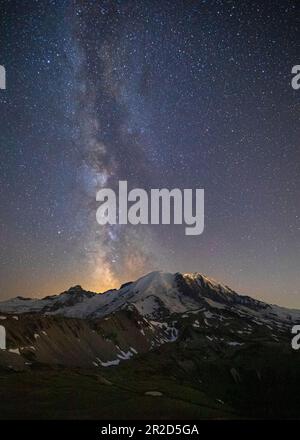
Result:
[73, 2, 170, 289]
[0, 0, 299, 307]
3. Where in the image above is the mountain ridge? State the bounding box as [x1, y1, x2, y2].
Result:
[0, 271, 299, 322]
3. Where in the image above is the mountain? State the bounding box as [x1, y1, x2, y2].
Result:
[0, 271, 300, 419]
[0, 271, 298, 321]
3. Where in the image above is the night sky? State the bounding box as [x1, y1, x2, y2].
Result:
[0, 0, 299, 307]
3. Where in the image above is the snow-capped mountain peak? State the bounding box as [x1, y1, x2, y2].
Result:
[1, 270, 300, 377]
[0, 271, 299, 324]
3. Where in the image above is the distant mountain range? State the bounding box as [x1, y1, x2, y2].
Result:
[0, 271, 299, 319]
[0, 271, 300, 419]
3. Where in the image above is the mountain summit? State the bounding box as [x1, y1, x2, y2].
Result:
[0, 271, 298, 322]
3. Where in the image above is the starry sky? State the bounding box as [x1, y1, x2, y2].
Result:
[0, 0, 299, 307]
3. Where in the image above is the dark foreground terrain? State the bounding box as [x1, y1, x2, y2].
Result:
[1, 342, 300, 419]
